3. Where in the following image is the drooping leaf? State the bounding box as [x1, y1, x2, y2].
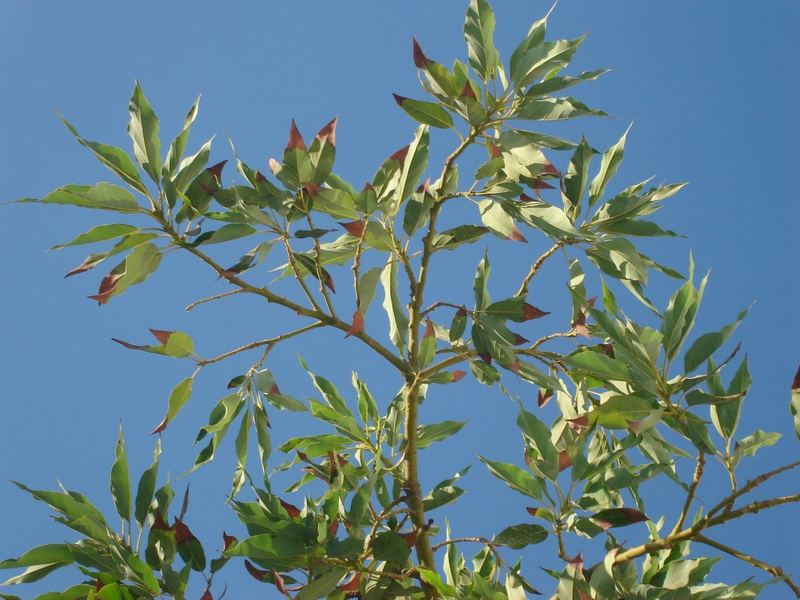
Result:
[417, 420, 466, 449]
[517, 408, 559, 480]
[52, 224, 139, 250]
[480, 457, 543, 499]
[19, 183, 141, 213]
[591, 508, 649, 529]
[380, 259, 409, 355]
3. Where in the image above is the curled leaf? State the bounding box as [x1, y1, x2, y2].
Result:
[345, 311, 365, 338]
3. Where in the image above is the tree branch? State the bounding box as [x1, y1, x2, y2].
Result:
[515, 241, 564, 298]
[184, 288, 244, 312]
[196, 322, 324, 367]
[671, 452, 705, 535]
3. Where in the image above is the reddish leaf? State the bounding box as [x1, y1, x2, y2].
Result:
[523, 449, 533, 469]
[599, 343, 615, 357]
[179, 484, 190, 519]
[412, 37, 431, 68]
[328, 519, 340, 538]
[303, 183, 321, 196]
[526, 507, 540, 517]
[345, 311, 365, 338]
[592, 508, 649, 530]
[568, 551, 584, 570]
[174, 518, 196, 544]
[489, 143, 502, 158]
[65, 255, 104, 278]
[530, 178, 555, 190]
[478, 352, 492, 364]
[149, 329, 173, 345]
[507, 359, 521, 374]
[340, 220, 366, 237]
[279, 498, 301, 519]
[274, 571, 290, 597]
[151, 416, 169, 435]
[521, 303, 549, 321]
[338, 573, 361, 593]
[392, 93, 408, 107]
[95, 579, 103, 592]
[207, 160, 227, 181]
[316, 117, 338, 147]
[512, 333, 529, 346]
[399, 530, 419, 548]
[285, 119, 306, 151]
[268, 158, 281, 174]
[456, 306, 468, 318]
[537, 388, 553, 408]
[270, 382, 281, 396]
[508, 225, 528, 243]
[460, 82, 477, 99]
[245, 560, 269, 582]
[558, 451, 572, 472]
[792, 364, 800, 390]
[223, 532, 237, 550]
[89, 272, 122, 304]
[255, 170, 266, 182]
[112, 338, 149, 351]
[542, 162, 561, 177]
[424, 319, 435, 338]
[200, 588, 213, 600]
[567, 414, 589, 432]
[323, 272, 336, 294]
[452, 370, 467, 382]
[151, 511, 170, 531]
[390, 145, 410, 162]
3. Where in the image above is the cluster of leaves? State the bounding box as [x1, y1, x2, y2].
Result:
[4, 1, 799, 599]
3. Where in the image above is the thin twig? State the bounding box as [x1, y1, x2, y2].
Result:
[282, 236, 324, 313]
[515, 241, 564, 298]
[185, 288, 244, 312]
[707, 459, 800, 519]
[694, 535, 800, 598]
[305, 210, 337, 317]
[197, 322, 324, 366]
[420, 301, 465, 318]
[430, 536, 494, 552]
[671, 452, 706, 535]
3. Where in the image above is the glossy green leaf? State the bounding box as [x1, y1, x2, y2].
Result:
[134, 439, 161, 528]
[590, 395, 654, 429]
[517, 96, 605, 121]
[110, 424, 131, 522]
[562, 136, 593, 219]
[684, 306, 749, 373]
[296, 568, 347, 600]
[494, 523, 548, 548]
[511, 36, 585, 89]
[357, 267, 383, 315]
[164, 96, 200, 176]
[163, 332, 195, 358]
[563, 349, 632, 383]
[516, 408, 558, 480]
[191, 223, 256, 245]
[372, 531, 411, 564]
[417, 420, 466, 448]
[394, 96, 453, 129]
[59, 117, 148, 194]
[480, 457, 543, 499]
[128, 82, 162, 182]
[478, 199, 525, 241]
[464, 0, 498, 81]
[732, 430, 781, 467]
[431, 224, 489, 251]
[395, 125, 430, 210]
[20, 183, 141, 213]
[172, 138, 213, 193]
[473, 251, 491, 311]
[588, 125, 631, 206]
[381, 259, 409, 355]
[166, 377, 194, 423]
[711, 357, 750, 439]
[52, 224, 138, 250]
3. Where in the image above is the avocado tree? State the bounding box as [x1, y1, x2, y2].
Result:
[2, 2, 799, 599]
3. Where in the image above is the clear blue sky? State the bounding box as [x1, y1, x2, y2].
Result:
[1, 2, 798, 597]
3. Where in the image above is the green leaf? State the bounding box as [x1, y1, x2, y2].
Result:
[432, 224, 489, 251]
[163, 332, 195, 358]
[164, 96, 200, 176]
[191, 223, 256, 245]
[381, 259, 409, 355]
[480, 457, 543, 499]
[516, 408, 558, 480]
[394, 96, 453, 129]
[134, 439, 161, 528]
[473, 251, 491, 310]
[296, 569, 346, 600]
[494, 524, 548, 548]
[562, 136, 593, 219]
[590, 395, 655, 429]
[353, 372, 379, 425]
[172, 138, 213, 194]
[591, 508, 649, 529]
[128, 82, 162, 182]
[372, 531, 411, 563]
[449, 307, 468, 341]
[517, 96, 605, 121]
[712, 357, 751, 439]
[589, 125, 631, 206]
[511, 36, 586, 89]
[732, 430, 781, 467]
[563, 350, 632, 383]
[417, 420, 466, 449]
[395, 125, 430, 211]
[52, 224, 138, 249]
[417, 568, 459, 597]
[1, 563, 70, 586]
[59, 116, 148, 194]
[166, 377, 194, 422]
[464, 0, 498, 81]
[21, 183, 141, 213]
[357, 267, 383, 315]
[110, 424, 131, 522]
[684, 306, 749, 372]
[478, 200, 525, 241]
[0, 544, 76, 570]
[662, 264, 707, 360]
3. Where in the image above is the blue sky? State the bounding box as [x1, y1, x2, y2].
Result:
[1, 1, 798, 597]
